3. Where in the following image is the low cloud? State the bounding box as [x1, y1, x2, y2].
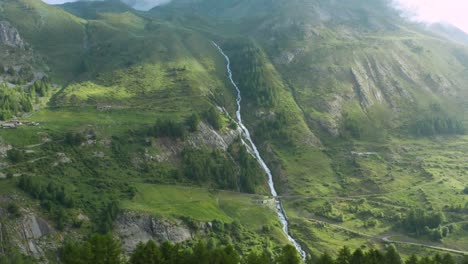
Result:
[391, 0, 468, 33]
[42, 0, 172, 10]
[121, 0, 172, 10]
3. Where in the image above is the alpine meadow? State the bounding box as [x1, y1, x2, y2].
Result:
[0, 0, 467, 263]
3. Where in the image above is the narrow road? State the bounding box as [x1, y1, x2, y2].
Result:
[382, 236, 468, 255]
[307, 218, 468, 255]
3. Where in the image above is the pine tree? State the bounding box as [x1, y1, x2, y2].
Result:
[129, 240, 162, 264]
[276, 245, 301, 264]
[405, 255, 418, 264]
[317, 252, 335, 264]
[245, 251, 271, 264]
[350, 248, 365, 264]
[441, 254, 455, 264]
[384, 245, 402, 264]
[336, 246, 351, 264]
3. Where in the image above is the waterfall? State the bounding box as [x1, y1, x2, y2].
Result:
[213, 42, 306, 260]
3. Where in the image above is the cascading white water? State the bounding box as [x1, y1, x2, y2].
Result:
[213, 42, 306, 260]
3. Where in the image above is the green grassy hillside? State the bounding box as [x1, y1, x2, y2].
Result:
[157, 0, 468, 257]
[0, 0, 467, 262]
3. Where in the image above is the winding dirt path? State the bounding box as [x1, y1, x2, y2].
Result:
[307, 218, 468, 255]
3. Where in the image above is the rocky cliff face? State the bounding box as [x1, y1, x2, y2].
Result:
[0, 207, 56, 261]
[114, 211, 196, 253]
[0, 21, 24, 49]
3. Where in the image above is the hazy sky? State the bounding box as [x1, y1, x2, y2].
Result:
[394, 0, 468, 32]
[41, 0, 468, 33]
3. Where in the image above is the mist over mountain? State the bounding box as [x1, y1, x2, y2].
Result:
[43, 0, 172, 10]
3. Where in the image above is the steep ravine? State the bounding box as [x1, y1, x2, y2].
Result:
[213, 42, 307, 260]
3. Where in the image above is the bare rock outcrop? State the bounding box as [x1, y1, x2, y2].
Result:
[0, 21, 24, 49]
[115, 211, 194, 253]
[186, 122, 240, 151]
[1, 213, 55, 259]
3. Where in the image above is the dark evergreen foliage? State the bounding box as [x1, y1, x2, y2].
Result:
[65, 132, 86, 146]
[186, 113, 200, 132]
[0, 252, 36, 264]
[60, 234, 461, 264]
[7, 148, 25, 163]
[17, 175, 75, 230]
[61, 234, 122, 264]
[0, 83, 33, 120]
[204, 107, 223, 130]
[30, 78, 51, 97]
[97, 201, 120, 234]
[152, 119, 187, 139]
[401, 209, 446, 240]
[410, 103, 464, 136]
[224, 40, 277, 107]
[17, 175, 75, 209]
[181, 147, 237, 190]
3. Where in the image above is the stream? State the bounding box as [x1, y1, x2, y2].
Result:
[213, 42, 306, 260]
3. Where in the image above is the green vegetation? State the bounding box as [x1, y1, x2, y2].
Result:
[204, 107, 224, 130]
[152, 119, 188, 139]
[225, 40, 277, 107]
[61, 234, 462, 264]
[61, 233, 122, 264]
[62, 235, 299, 264]
[0, 252, 35, 264]
[129, 240, 240, 264]
[30, 78, 51, 98]
[409, 104, 465, 137]
[401, 209, 447, 241]
[1, 0, 468, 262]
[182, 147, 237, 190]
[0, 83, 33, 120]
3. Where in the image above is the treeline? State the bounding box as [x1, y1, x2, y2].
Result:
[410, 103, 465, 137]
[148, 107, 224, 139]
[60, 234, 467, 264]
[256, 111, 294, 145]
[0, 78, 50, 120]
[97, 201, 120, 234]
[225, 40, 277, 107]
[312, 246, 462, 264]
[181, 141, 263, 193]
[0, 252, 36, 264]
[61, 235, 300, 264]
[181, 148, 237, 190]
[17, 175, 75, 230]
[230, 142, 264, 193]
[0, 83, 32, 120]
[401, 209, 448, 241]
[18, 175, 75, 209]
[29, 78, 51, 97]
[411, 117, 464, 136]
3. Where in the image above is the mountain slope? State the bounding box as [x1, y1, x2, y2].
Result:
[155, 0, 468, 256]
[0, 0, 467, 261]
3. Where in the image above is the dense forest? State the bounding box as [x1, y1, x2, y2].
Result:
[401, 209, 449, 241]
[11, 234, 459, 264]
[225, 40, 277, 107]
[409, 104, 465, 136]
[0, 78, 50, 120]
